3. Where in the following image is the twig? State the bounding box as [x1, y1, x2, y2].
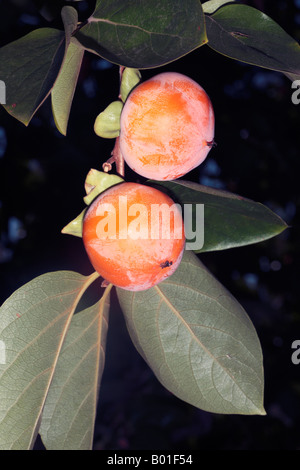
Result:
[102, 66, 126, 177]
[102, 137, 124, 177]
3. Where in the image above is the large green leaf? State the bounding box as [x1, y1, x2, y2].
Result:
[154, 180, 288, 253]
[51, 38, 84, 135]
[51, 7, 85, 135]
[0, 270, 99, 450]
[117, 250, 265, 415]
[76, 0, 207, 68]
[0, 28, 65, 125]
[39, 285, 111, 450]
[205, 4, 300, 77]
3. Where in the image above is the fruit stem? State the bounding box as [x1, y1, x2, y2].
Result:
[113, 137, 125, 177]
[119, 66, 125, 96]
[102, 137, 124, 177]
[102, 66, 126, 177]
[116, 66, 125, 176]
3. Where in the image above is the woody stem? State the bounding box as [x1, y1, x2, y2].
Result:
[102, 66, 125, 177]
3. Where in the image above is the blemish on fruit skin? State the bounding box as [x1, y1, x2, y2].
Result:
[160, 260, 173, 269]
[206, 139, 216, 148]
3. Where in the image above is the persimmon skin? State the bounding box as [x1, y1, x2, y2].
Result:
[82, 182, 185, 291]
[119, 72, 215, 181]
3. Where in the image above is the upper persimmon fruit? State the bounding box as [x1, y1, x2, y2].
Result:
[82, 182, 185, 291]
[119, 72, 215, 181]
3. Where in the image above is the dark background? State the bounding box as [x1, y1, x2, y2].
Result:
[0, 0, 299, 450]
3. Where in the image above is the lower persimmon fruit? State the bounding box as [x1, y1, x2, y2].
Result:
[119, 71, 215, 181]
[82, 182, 185, 291]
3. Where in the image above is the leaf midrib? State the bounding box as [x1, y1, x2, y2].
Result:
[88, 17, 182, 39]
[153, 282, 261, 411]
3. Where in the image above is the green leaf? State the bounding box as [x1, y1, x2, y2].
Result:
[94, 100, 123, 139]
[51, 7, 85, 135]
[205, 4, 300, 77]
[60, 5, 79, 41]
[75, 0, 207, 68]
[39, 285, 111, 450]
[285, 72, 300, 82]
[202, 0, 235, 14]
[117, 250, 265, 416]
[51, 38, 84, 135]
[154, 180, 288, 253]
[0, 28, 65, 125]
[0, 270, 99, 449]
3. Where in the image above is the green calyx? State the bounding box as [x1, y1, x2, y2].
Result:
[83, 168, 124, 206]
[94, 100, 123, 138]
[61, 169, 124, 238]
[93, 68, 141, 139]
[120, 67, 141, 102]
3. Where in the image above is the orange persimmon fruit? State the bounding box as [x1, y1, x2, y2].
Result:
[119, 71, 215, 181]
[82, 182, 185, 291]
